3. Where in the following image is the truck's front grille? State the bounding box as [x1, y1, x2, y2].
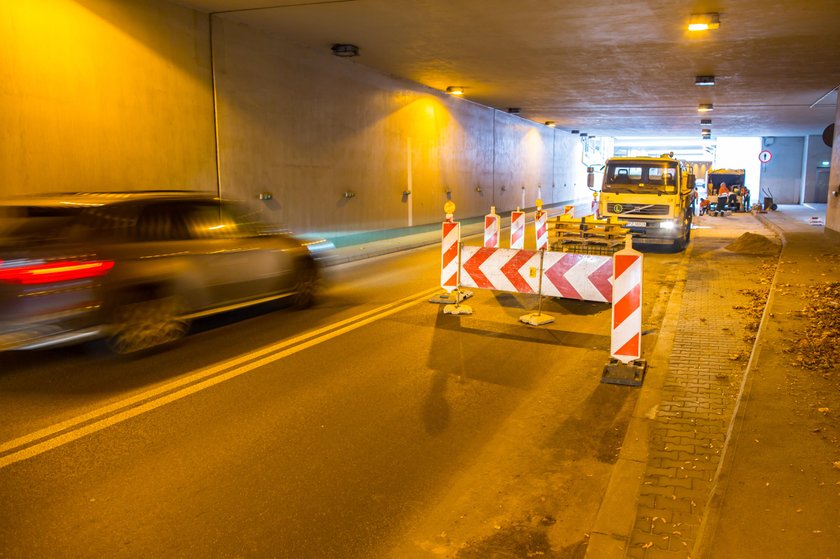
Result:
[607, 203, 670, 216]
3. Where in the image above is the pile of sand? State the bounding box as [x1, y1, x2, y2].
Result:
[725, 232, 780, 255]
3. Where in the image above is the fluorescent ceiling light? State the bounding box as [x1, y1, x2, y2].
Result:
[695, 75, 716, 86]
[688, 13, 720, 31]
[698, 103, 714, 112]
[545, 121, 556, 127]
[700, 119, 712, 125]
[445, 86, 464, 95]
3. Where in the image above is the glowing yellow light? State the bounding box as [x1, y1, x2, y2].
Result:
[687, 13, 720, 31]
[444, 201, 456, 215]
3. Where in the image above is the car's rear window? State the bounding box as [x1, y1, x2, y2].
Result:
[0, 206, 83, 243]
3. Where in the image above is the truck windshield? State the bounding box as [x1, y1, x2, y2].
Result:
[603, 162, 679, 194]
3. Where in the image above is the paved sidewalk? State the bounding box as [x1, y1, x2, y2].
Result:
[696, 206, 840, 559]
[588, 205, 839, 559]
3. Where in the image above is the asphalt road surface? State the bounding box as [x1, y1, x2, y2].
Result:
[0, 237, 688, 558]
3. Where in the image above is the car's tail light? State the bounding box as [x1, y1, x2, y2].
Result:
[0, 259, 115, 285]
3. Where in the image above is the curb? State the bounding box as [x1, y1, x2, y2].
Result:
[585, 241, 695, 558]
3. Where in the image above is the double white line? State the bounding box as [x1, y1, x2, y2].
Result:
[0, 287, 440, 469]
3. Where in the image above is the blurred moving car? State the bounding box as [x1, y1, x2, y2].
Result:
[0, 191, 320, 354]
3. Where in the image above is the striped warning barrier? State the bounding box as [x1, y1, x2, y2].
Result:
[459, 246, 612, 303]
[610, 240, 643, 362]
[440, 221, 460, 292]
[535, 209, 548, 251]
[563, 204, 575, 218]
[484, 206, 500, 248]
[510, 210, 525, 250]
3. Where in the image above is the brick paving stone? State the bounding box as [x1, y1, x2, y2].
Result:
[623, 232, 772, 558]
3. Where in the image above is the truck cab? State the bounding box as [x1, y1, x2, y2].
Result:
[589, 155, 695, 251]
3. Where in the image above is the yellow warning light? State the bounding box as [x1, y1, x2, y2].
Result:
[535, 198, 543, 208]
[444, 201, 456, 215]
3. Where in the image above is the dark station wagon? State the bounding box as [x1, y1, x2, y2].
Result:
[0, 191, 320, 354]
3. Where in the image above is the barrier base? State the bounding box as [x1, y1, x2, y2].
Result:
[429, 289, 473, 304]
[601, 358, 647, 387]
[519, 312, 555, 326]
[443, 304, 473, 315]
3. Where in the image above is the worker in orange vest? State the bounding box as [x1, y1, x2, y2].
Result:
[715, 182, 730, 216]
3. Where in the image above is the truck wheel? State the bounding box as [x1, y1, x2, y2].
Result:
[108, 294, 189, 355]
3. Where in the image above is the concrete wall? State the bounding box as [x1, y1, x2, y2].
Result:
[0, 0, 217, 192]
[212, 18, 583, 235]
[758, 137, 804, 205]
[1, 0, 587, 238]
[803, 135, 833, 204]
[827, 99, 840, 234]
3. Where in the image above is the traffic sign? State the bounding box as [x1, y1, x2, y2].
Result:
[758, 150, 773, 163]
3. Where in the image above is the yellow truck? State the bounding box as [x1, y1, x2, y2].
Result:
[588, 155, 695, 251]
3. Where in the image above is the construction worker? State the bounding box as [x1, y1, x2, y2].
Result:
[715, 181, 730, 216]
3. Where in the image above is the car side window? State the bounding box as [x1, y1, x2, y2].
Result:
[136, 204, 189, 242]
[182, 202, 242, 240]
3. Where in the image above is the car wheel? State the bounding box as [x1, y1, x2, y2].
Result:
[290, 259, 318, 310]
[108, 295, 189, 355]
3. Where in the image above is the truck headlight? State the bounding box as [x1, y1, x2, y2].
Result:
[660, 220, 676, 229]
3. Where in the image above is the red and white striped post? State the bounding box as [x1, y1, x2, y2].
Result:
[563, 204, 575, 219]
[603, 236, 646, 385]
[431, 200, 472, 306]
[611, 236, 643, 362]
[510, 208, 525, 250]
[534, 199, 548, 251]
[441, 221, 460, 293]
[591, 192, 599, 218]
[484, 206, 500, 248]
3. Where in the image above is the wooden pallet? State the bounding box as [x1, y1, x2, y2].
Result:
[549, 215, 630, 254]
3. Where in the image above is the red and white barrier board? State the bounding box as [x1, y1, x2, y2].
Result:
[610, 243, 643, 362]
[459, 246, 613, 303]
[510, 210, 525, 250]
[440, 221, 460, 292]
[563, 205, 575, 218]
[535, 210, 548, 251]
[484, 208, 500, 248]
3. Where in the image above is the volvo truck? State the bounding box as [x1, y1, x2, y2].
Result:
[588, 154, 695, 251]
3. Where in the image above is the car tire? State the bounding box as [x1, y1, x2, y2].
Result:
[290, 258, 318, 310]
[107, 293, 189, 355]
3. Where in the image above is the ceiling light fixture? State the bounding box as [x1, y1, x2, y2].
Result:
[507, 107, 521, 114]
[446, 86, 464, 95]
[545, 121, 556, 127]
[698, 103, 714, 112]
[701, 128, 711, 135]
[331, 44, 359, 57]
[695, 75, 716, 86]
[700, 118, 712, 125]
[688, 13, 720, 31]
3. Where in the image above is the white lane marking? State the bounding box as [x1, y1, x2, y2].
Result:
[0, 287, 440, 469]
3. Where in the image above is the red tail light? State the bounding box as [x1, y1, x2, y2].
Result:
[0, 260, 115, 285]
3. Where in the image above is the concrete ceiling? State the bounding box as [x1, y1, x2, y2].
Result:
[174, 0, 840, 141]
